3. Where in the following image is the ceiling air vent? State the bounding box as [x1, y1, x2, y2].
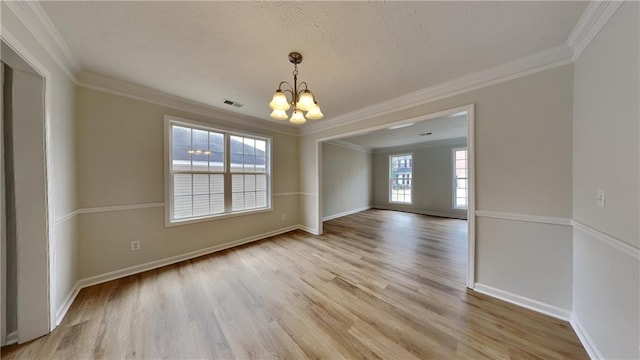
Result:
[223, 99, 243, 108]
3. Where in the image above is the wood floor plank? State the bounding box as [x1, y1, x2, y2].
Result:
[1, 209, 588, 359]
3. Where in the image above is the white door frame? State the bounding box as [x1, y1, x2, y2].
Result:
[314, 104, 476, 288]
[1, 29, 56, 340]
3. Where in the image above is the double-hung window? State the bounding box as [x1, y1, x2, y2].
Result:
[165, 116, 271, 225]
[453, 148, 468, 209]
[389, 154, 412, 203]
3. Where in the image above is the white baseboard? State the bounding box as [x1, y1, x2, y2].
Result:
[78, 225, 301, 289]
[322, 206, 371, 221]
[55, 224, 306, 326]
[4, 330, 17, 346]
[298, 225, 319, 235]
[473, 283, 571, 321]
[54, 282, 81, 327]
[570, 314, 602, 360]
[372, 205, 467, 220]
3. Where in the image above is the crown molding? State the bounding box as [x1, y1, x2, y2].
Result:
[3, 1, 298, 136]
[8, 1, 595, 139]
[325, 139, 372, 154]
[299, 44, 573, 136]
[4, 1, 81, 81]
[77, 71, 298, 136]
[567, 1, 624, 61]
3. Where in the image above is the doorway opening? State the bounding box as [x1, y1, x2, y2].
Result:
[1, 39, 53, 345]
[315, 104, 476, 288]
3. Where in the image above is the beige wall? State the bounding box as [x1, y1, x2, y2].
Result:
[573, 4, 639, 247]
[372, 139, 467, 219]
[2, 2, 79, 341]
[321, 142, 371, 219]
[572, 2, 639, 358]
[300, 64, 574, 310]
[75, 87, 300, 278]
[7, 3, 637, 354]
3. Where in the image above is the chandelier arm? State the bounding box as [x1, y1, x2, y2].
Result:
[296, 82, 310, 98]
[278, 81, 293, 92]
[280, 88, 294, 99]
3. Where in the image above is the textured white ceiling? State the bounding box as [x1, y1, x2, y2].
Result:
[339, 114, 467, 150]
[40, 1, 586, 123]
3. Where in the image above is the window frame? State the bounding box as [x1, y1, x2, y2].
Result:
[388, 153, 413, 204]
[452, 147, 468, 210]
[164, 115, 272, 227]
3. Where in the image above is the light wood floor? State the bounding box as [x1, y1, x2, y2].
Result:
[2, 209, 587, 359]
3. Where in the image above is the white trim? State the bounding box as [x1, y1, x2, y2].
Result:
[167, 208, 274, 228]
[53, 203, 165, 224]
[475, 210, 571, 226]
[78, 72, 297, 136]
[0, 12, 296, 139]
[372, 137, 467, 154]
[53, 194, 306, 224]
[371, 205, 467, 220]
[315, 104, 476, 288]
[3, 1, 80, 81]
[54, 283, 80, 327]
[567, 0, 624, 61]
[273, 192, 304, 197]
[1, 24, 56, 335]
[54, 209, 80, 225]
[81, 202, 165, 216]
[300, 45, 572, 136]
[6, 0, 602, 142]
[322, 206, 371, 221]
[299, 193, 317, 197]
[77, 225, 302, 289]
[298, 225, 319, 235]
[314, 106, 471, 144]
[4, 331, 17, 346]
[571, 314, 603, 360]
[325, 140, 372, 154]
[466, 105, 476, 289]
[571, 220, 639, 259]
[54, 224, 311, 326]
[473, 283, 571, 321]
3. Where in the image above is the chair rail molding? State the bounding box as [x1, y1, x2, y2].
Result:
[475, 210, 571, 226]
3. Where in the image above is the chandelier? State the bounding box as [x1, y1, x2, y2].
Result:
[268, 52, 323, 124]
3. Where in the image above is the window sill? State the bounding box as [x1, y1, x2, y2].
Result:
[165, 207, 273, 228]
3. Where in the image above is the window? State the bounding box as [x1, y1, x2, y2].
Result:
[453, 148, 468, 209]
[389, 154, 412, 203]
[165, 116, 271, 225]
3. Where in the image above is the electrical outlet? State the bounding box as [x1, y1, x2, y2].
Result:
[597, 188, 605, 208]
[131, 240, 141, 251]
[281, 213, 286, 221]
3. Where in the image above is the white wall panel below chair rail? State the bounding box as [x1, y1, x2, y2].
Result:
[571, 221, 639, 360]
[474, 213, 573, 314]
